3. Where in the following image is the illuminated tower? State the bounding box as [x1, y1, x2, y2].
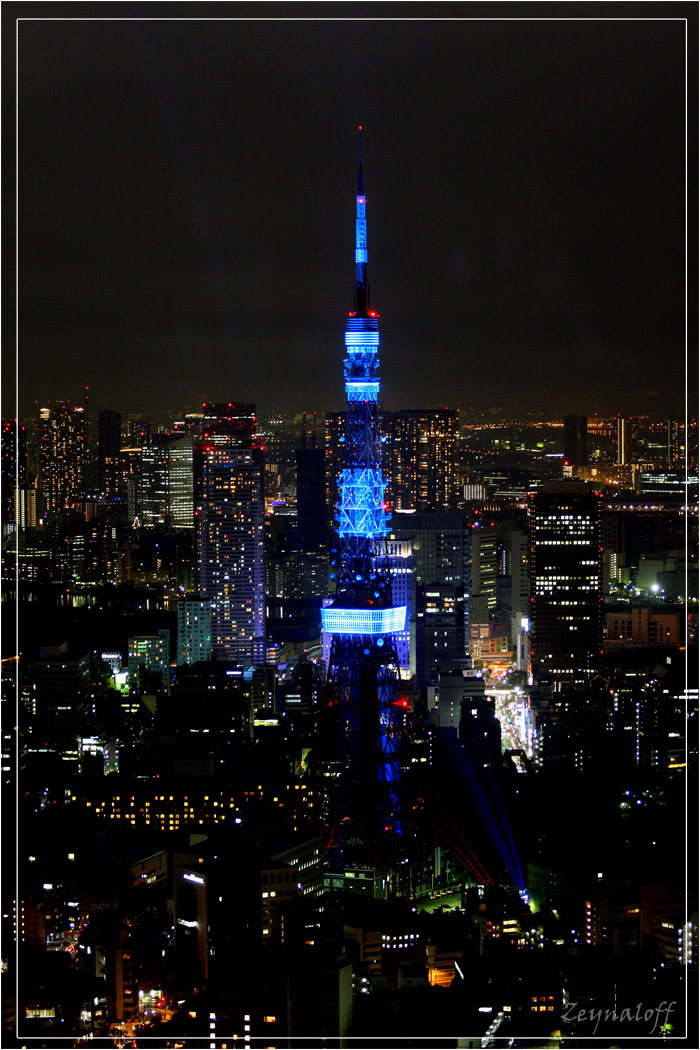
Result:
[321, 131, 407, 877]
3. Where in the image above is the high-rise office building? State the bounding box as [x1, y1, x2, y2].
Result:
[324, 410, 346, 530]
[31, 642, 91, 731]
[117, 446, 142, 523]
[667, 418, 685, 468]
[168, 435, 195, 529]
[389, 511, 470, 691]
[141, 434, 171, 527]
[38, 405, 86, 515]
[615, 415, 629, 466]
[528, 482, 603, 683]
[141, 433, 194, 529]
[508, 528, 531, 672]
[2, 420, 27, 533]
[470, 525, 499, 625]
[177, 597, 212, 666]
[379, 534, 413, 678]
[275, 421, 331, 604]
[97, 410, 122, 494]
[389, 408, 460, 512]
[296, 445, 327, 539]
[563, 415, 588, 467]
[194, 403, 266, 665]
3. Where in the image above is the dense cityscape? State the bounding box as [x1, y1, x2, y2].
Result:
[4, 183, 698, 1045]
[4, 12, 696, 1050]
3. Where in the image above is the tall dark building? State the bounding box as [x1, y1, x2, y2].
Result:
[194, 403, 265, 665]
[667, 418, 685, 468]
[2, 420, 27, 532]
[321, 132, 406, 875]
[281, 418, 330, 602]
[528, 482, 603, 683]
[470, 525, 499, 625]
[563, 415, 588, 467]
[389, 511, 470, 692]
[97, 410, 122, 493]
[296, 416, 327, 539]
[615, 414, 630, 466]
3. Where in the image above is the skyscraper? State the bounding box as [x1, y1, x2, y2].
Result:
[141, 434, 171, 527]
[563, 415, 588, 468]
[38, 405, 86, 515]
[667, 418, 685, 468]
[168, 435, 195, 529]
[296, 413, 327, 542]
[528, 481, 603, 683]
[321, 132, 406, 868]
[97, 410, 122, 494]
[389, 408, 460, 512]
[615, 414, 629, 466]
[388, 512, 470, 692]
[2, 420, 27, 534]
[194, 403, 266, 665]
[141, 433, 194, 529]
[470, 524, 499, 625]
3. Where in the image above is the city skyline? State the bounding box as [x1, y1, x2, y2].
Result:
[3, 25, 697, 1041]
[9, 12, 692, 422]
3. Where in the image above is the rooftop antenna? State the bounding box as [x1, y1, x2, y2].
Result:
[354, 126, 369, 315]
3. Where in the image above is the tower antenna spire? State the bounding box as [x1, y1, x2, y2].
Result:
[358, 125, 364, 194]
[354, 126, 369, 314]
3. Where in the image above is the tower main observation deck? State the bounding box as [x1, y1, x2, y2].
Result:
[320, 131, 407, 873]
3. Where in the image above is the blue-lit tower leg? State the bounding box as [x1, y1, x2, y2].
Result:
[321, 130, 407, 893]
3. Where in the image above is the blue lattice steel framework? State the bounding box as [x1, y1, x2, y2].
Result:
[321, 131, 407, 877]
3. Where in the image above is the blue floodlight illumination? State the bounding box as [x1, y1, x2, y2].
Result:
[355, 195, 367, 262]
[346, 316, 379, 331]
[321, 606, 407, 635]
[346, 381, 380, 402]
[337, 468, 388, 538]
[324, 132, 407, 846]
[345, 330, 380, 347]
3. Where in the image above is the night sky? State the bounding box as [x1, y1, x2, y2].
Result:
[8, 8, 692, 421]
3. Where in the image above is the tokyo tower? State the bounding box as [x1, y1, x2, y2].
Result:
[320, 130, 408, 883]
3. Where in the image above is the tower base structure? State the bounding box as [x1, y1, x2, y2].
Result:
[319, 630, 411, 893]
